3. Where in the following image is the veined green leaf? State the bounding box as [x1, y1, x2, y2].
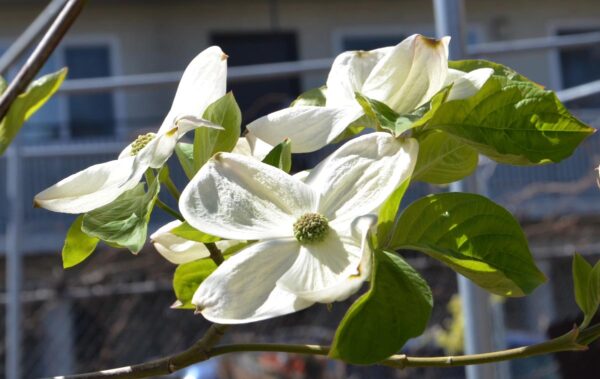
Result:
[81, 180, 160, 254]
[572, 254, 600, 328]
[330, 250, 432, 364]
[170, 221, 220, 243]
[376, 178, 411, 248]
[193, 92, 242, 172]
[62, 215, 99, 269]
[175, 142, 195, 179]
[390, 193, 546, 296]
[291, 86, 327, 107]
[423, 76, 594, 165]
[0, 68, 67, 155]
[262, 138, 292, 173]
[449, 59, 536, 85]
[413, 130, 479, 184]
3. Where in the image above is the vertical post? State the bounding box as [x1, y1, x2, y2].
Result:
[5, 141, 23, 379]
[433, 1, 508, 379]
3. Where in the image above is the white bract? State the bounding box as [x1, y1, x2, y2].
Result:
[248, 34, 493, 153]
[34, 46, 228, 214]
[179, 132, 418, 323]
[150, 220, 239, 265]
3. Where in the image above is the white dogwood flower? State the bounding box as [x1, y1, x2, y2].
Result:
[179, 132, 418, 323]
[150, 220, 239, 264]
[34, 46, 228, 214]
[248, 34, 493, 153]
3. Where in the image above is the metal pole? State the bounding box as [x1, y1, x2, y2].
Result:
[433, 1, 506, 379]
[0, 0, 66, 76]
[6, 141, 24, 379]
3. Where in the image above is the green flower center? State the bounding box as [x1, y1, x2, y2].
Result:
[130, 133, 156, 156]
[293, 213, 329, 243]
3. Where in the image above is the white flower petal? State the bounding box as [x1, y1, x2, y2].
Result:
[247, 105, 363, 153]
[277, 230, 362, 303]
[277, 215, 377, 303]
[151, 220, 240, 264]
[446, 67, 493, 101]
[304, 132, 418, 224]
[34, 156, 144, 214]
[232, 136, 252, 156]
[151, 220, 211, 264]
[158, 46, 227, 134]
[180, 152, 318, 240]
[193, 239, 313, 324]
[362, 34, 449, 113]
[325, 48, 391, 108]
[245, 132, 274, 160]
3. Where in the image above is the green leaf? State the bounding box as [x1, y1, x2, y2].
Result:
[413, 130, 479, 184]
[0, 76, 7, 94]
[193, 92, 242, 172]
[390, 193, 546, 296]
[62, 215, 99, 269]
[0, 68, 67, 155]
[423, 76, 594, 165]
[449, 59, 536, 84]
[355, 93, 415, 136]
[262, 138, 292, 173]
[173, 259, 218, 309]
[170, 221, 220, 243]
[81, 180, 160, 254]
[572, 254, 600, 328]
[291, 86, 327, 107]
[330, 250, 432, 364]
[376, 178, 410, 248]
[175, 142, 195, 179]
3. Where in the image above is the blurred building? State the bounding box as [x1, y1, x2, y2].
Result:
[1, 0, 600, 378]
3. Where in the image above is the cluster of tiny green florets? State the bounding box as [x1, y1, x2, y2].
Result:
[293, 212, 329, 243]
[130, 133, 156, 156]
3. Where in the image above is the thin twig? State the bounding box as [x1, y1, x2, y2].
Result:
[53, 323, 600, 379]
[0, 0, 85, 120]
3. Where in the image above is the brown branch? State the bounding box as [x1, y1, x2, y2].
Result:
[0, 0, 85, 120]
[53, 324, 600, 379]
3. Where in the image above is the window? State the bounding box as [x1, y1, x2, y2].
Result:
[557, 28, 600, 108]
[210, 32, 300, 126]
[1, 42, 116, 142]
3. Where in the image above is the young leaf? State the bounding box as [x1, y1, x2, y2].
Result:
[376, 178, 411, 248]
[413, 130, 479, 184]
[81, 180, 160, 254]
[390, 193, 546, 296]
[355, 93, 417, 136]
[193, 92, 242, 172]
[262, 138, 292, 173]
[291, 86, 327, 107]
[423, 76, 594, 165]
[62, 215, 99, 269]
[170, 221, 220, 243]
[330, 250, 432, 364]
[572, 254, 600, 328]
[173, 259, 218, 309]
[175, 142, 195, 179]
[0, 68, 67, 155]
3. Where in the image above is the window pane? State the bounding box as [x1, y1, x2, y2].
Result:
[65, 46, 115, 138]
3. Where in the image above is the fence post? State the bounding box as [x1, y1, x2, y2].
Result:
[433, 1, 509, 379]
[5, 140, 23, 379]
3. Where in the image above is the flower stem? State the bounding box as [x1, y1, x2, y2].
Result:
[205, 242, 224, 265]
[155, 199, 183, 221]
[54, 323, 599, 379]
[162, 174, 181, 201]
